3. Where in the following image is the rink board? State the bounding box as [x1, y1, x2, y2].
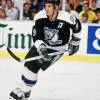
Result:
[0, 51, 100, 62]
[0, 21, 100, 62]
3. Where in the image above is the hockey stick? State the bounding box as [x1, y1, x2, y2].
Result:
[7, 47, 68, 63]
[0, 44, 5, 48]
[7, 48, 20, 62]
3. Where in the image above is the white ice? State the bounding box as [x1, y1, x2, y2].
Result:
[0, 58, 100, 100]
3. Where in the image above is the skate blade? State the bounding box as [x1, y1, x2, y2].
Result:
[8, 96, 28, 100]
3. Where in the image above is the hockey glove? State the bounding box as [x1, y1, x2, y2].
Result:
[38, 44, 52, 62]
[68, 35, 81, 56]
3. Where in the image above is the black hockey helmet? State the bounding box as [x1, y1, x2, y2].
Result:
[44, 0, 60, 6]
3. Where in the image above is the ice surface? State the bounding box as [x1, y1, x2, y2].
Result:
[0, 58, 100, 100]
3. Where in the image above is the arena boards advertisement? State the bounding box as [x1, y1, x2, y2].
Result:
[0, 21, 100, 62]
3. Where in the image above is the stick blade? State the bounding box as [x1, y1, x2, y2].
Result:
[7, 48, 20, 62]
[0, 44, 5, 48]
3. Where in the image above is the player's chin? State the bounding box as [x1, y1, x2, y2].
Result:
[46, 13, 50, 16]
[46, 12, 52, 16]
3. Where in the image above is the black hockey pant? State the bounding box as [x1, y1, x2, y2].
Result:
[24, 46, 63, 74]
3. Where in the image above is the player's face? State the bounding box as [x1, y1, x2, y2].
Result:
[44, 3, 54, 16]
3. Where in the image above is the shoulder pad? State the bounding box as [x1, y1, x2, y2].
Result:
[33, 10, 47, 25]
[57, 11, 76, 25]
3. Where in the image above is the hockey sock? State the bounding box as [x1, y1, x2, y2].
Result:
[20, 67, 38, 92]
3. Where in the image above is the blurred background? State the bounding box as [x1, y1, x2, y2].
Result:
[0, 0, 99, 23]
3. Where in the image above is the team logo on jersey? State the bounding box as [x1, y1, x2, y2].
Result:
[44, 27, 62, 45]
[0, 23, 8, 48]
[57, 22, 64, 29]
[87, 25, 100, 54]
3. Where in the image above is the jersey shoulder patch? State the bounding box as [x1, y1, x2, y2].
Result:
[33, 10, 47, 25]
[35, 10, 47, 21]
[57, 11, 76, 25]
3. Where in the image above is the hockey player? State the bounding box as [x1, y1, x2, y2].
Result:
[9, 0, 81, 100]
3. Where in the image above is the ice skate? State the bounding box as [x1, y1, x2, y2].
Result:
[8, 88, 31, 100]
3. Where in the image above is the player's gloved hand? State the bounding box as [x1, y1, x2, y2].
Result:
[38, 44, 52, 62]
[68, 35, 81, 56]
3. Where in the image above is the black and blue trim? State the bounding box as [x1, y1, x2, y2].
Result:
[22, 75, 37, 86]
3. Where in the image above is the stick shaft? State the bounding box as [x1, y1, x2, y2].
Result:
[7, 47, 68, 63]
[21, 50, 68, 62]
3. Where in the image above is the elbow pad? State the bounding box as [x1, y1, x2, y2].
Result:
[72, 19, 82, 34]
